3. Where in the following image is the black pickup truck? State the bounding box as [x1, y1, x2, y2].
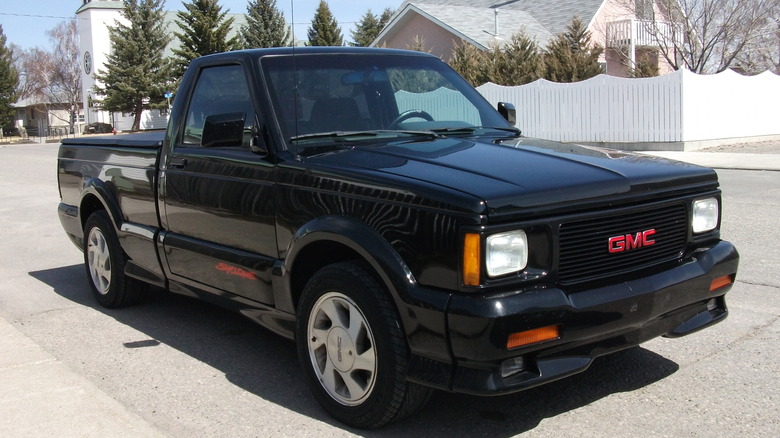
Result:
[58, 47, 739, 428]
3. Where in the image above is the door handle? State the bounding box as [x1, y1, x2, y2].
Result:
[168, 158, 188, 169]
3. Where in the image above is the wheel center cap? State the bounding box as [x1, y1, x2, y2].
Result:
[327, 327, 355, 372]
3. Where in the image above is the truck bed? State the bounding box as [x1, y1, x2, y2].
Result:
[58, 131, 165, 286]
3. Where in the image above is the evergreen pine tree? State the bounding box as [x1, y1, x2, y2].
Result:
[351, 10, 380, 47]
[629, 50, 660, 78]
[0, 25, 19, 129]
[307, 1, 343, 46]
[498, 31, 543, 85]
[406, 35, 428, 53]
[481, 44, 509, 84]
[629, 60, 660, 78]
[93, 0, 171, 131]
[378, 8, 394, 28]
[241, 0, 290, 48]
[172, 0, 241, 81]
[543, 17, 604, 83]
[449, 30, 541, 87]
[449, 40, 488, 87]
[351, 8, 394, 47]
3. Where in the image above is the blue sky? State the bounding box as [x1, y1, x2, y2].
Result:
[0, 0, 401, 50]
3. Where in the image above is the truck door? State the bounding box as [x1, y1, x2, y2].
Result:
[159, 62, 277, 304]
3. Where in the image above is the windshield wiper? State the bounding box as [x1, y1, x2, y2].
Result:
[430, 126, 522, 137]
[481, 126, 522, 136]
[290, 130, 439, 143]
[291, 130, 379, 142]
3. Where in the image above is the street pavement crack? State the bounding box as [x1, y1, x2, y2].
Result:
[736, 279, 780, 290]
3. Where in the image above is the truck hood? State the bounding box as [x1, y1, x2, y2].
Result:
[311, 136, 718, 217]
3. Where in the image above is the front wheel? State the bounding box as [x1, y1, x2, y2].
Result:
[296, 262, 431, 428]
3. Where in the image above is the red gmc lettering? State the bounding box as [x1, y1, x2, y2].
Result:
[608, 235, 625, 253]
[642, 229, 656, 246]
[608, 229, 656, 253]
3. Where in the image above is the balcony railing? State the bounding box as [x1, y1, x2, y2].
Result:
[607, 19, 683, 48]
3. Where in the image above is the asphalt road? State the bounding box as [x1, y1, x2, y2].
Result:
[1, 143, 778, 437]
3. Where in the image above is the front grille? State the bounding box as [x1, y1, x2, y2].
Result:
[558, 203, 688, 285]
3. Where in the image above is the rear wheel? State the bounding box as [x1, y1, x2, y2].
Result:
[296, 262, 431, 428]
[83, 211, 142, 308]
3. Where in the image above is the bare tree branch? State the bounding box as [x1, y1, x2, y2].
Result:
[14, 20, 81, 132]
[615, 0, 778, 73]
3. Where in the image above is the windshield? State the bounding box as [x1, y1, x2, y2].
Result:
[260, 52, 512, 151]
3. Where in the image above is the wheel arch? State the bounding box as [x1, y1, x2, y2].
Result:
[79, 178, 123, 231]
[280, 216, 415, 320]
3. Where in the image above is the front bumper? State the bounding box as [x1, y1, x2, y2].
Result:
[441, 240, 738, 395]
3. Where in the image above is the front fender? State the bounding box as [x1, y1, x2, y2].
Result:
[275, 216, 452, 365]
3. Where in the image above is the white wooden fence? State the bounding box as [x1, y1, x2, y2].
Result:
[476, 69, 780, 148]
[395, 88, 481, 125]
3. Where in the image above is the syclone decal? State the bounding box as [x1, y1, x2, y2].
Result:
[215, 262, 257, 280]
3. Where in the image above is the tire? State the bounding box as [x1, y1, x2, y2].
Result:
[83, 211, 142, 308]
[296, 262, 431, 428]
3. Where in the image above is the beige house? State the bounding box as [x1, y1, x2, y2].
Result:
[373, 0, 682, 77]
[11, 96, 83, 137]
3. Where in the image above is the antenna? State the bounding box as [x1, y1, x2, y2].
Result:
[291, 0, 299, 141]
[290, 0, 295, 45]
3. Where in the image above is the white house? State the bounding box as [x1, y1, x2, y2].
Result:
[76, 0, 246, 131]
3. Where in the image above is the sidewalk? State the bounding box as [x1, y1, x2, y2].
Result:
[0, 317, 166, 437]
[642, 151, 780, 171]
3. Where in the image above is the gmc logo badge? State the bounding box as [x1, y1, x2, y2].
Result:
[608, 229, 656, 253]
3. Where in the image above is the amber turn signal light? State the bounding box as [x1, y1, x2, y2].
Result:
[463, 233, 481, 286]
[507, 325, 561, 350]
[710, 274, 735, 292]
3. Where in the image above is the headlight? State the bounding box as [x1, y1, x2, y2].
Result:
[692, 197, 719, 233]
[486, 230, 528, 277]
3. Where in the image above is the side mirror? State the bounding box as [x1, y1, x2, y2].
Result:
[201, 112, 245, 148]
[497, 102, 516, 126]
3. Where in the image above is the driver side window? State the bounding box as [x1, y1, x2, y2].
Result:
[182, 65, 254, 147]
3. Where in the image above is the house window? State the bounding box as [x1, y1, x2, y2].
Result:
[636, 0, 654, 20]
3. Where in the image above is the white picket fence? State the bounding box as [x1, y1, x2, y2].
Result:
[395, 88, 482, 125]
[476, 69, 780, 147]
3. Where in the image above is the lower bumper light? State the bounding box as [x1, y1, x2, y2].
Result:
[707, 298, 717, 311]
[500, 357, 525, 378]
[506, 325, 561, 350]
[710, 274, 735, 292]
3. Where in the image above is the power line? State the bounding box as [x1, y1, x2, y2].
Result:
[0, 12, 357, 25]
[0, 12, 73, 20]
